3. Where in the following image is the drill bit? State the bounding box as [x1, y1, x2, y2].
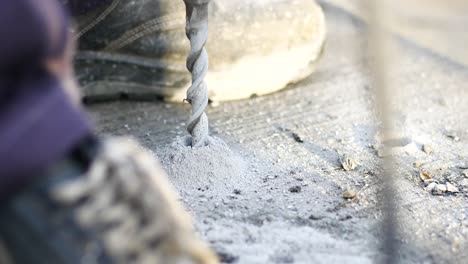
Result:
[184, 0, 211, 148]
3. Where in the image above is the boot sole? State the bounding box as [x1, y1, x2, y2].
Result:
[76, 4, 326, 103]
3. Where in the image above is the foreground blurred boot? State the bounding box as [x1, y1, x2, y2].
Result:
[0, 137, 218, 264]
[1, 1, 216, 263]
[72, 0, 326, 102]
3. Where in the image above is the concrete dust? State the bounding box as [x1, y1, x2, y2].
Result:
[157, 135, 377, 264]
[159, 136, 248, 194]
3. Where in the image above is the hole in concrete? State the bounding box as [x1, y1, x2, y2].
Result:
[181, 136, 213, 148]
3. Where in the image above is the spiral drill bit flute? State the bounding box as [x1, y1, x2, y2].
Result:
[184, 0, 211, 148]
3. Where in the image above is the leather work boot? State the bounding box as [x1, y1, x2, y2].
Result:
[72, 0, 326, 102]
[0, 137, 218, 264]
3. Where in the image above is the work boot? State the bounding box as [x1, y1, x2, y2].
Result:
[0, 137, 218, 264]
[72, 0, 326, 102]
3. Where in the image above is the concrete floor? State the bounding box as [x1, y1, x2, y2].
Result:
[88, 3, 468, 263]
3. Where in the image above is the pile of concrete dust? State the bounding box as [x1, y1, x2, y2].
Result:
[158, 137, 248, 193]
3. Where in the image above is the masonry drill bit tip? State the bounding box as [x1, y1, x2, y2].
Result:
[184, 0, 211, 148]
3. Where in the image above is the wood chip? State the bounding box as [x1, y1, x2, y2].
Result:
[446, 183, 459, 193]
[340, 154, 358, 171]
[419, 171, 433, 182]
[423, 144, 433, 154]
[343, 190, 357, 199]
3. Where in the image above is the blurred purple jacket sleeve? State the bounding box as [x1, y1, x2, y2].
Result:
[0, 0, 48, 72]
[0, 0, 93, 201]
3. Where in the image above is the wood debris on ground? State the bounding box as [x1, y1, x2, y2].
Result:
[340, 154, 358, 171]
[423, 144, 433, 154]
[419, 171, 433, 182]
[343, 189, 357, 199]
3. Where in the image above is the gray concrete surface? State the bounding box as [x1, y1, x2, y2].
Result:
[323, 0, 468, 67]
[88, 3, 468, 263]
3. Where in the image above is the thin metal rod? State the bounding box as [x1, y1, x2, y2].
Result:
[184, 0, 211, 148]
[366, 1, 400, 263]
